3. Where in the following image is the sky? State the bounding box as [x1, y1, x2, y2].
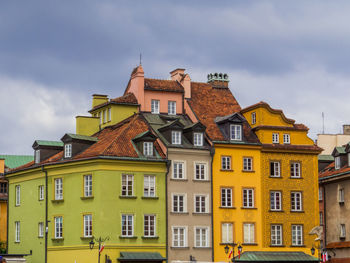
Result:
[1, 0, 350, 155]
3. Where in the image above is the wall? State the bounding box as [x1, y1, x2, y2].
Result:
[143, 91, 183, 115]
[317, 134, 350, 155]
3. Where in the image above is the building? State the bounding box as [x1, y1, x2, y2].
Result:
[319, 142, 350, 262]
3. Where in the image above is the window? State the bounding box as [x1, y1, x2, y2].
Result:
[144, 175, 155, 197]
[121, 214, 134, 237]
[0, 183, 7, 194]
[35, 150, 40, 164]
[15, 221, 20, 242]
[194, 195, 207, 213]
[221, 156, 231, 170]
[54, 216, 63, 239]
[195, 227, 209, 247]
[243, 223, 255, 244]
[172, 227, 186, 247]
[291, 192, 303, 211]
[151, 100, 160, 114]
[194, 133, 203, 146]
[221, 223, 233, 243]
[54, 178, 63, 200]
[243, 157, 253, 171]
[172, 194, 186, 213]
[230, 124, 242, 140]
[272, 133, 279, 144]
[99, 112, 102, 125]
[173, 161, 185, 179]
[171, 131, 181, 145]
[64, 144, 72, 158]
[270, 161, 281, 177]
[290, 162, 301, 178]
[251, 112, 256, 125]
[221, 188, 232, 207]
[340, 224, 346, 238]
[103, 109, 107, 123]
[144, 215, 156, 237]
[121, 174, 133, 196]
[335, 156, 341, 170]
[143, 142, 153, 156]
[39, 185, 44, 201]
[271, 224, 282, 246]
[168, 101, 176, 115]
[83, 175, 92, 197]
[292, 225, 303, 246]
[339, 188, 345, 203]
[243, 188, 254, 208]
[38, 222, 44, 238]
[195, 163, 207, 180]
[319, 187, 323, 201]
[15, 185, 20, 206]
[270, 191, 282, 211]
[283, 134, 290, 144]
[83, 214, 92, 237]
[320, 212, 323, 225]
[108, 108, 111, 121]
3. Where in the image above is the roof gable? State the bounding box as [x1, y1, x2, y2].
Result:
[215, 112, 246, 124]
[332, 146, 346, 157]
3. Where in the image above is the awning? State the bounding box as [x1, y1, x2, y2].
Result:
[118, 252, 166, 262]
[235, 252, 319, 262]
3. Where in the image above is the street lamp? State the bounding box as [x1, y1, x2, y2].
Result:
[224, 242, 243, 262]
[311, 242, 322, 262]
[89, 236, 110, 263]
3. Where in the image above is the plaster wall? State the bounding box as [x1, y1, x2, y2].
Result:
[317, 134, 350, 155]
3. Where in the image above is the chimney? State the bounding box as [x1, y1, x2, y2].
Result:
[92, 94, 108, 108]
[343, 124, 350, 135]
[170, 68, 191, 98]
[207, 73, 229, 88]
[0, 159, 4, 174]
[128, 65, 145, 110]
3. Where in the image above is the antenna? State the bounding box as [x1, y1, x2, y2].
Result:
[322, 112, 325, 134]
[139, 53, 142, 65]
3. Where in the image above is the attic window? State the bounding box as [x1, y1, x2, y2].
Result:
[35, 150, 40, 164]
[64, 144, 72, 158]
[335, 156, 340, 170]
[194, 133, 203, 146]
[151, 100, 160, 114]
[230, 125, 242, 141]
[143, 142, 153, 156]
[168, 101, 176, 115]
[172, 131, 182, 145]
[251, 112, 256, 125]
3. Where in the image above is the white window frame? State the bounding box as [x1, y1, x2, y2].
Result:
[230, 124, 242, 141]
[108, 107, 111, 121]
[54, 216, 63, 239]
[84, 174, 92, 197]
[340, 224, 346, 238]
[243, 223, 255, 244]
[168, 101, 176, 115]
[335, 156, 341, 170]
[339, 188, 345, 203]
[291, 191, 303, 211]
[151, 99, 160, 114]
[172, 193, 187, 213]
[221, 223, 233, 243]
[15, 185, 20, 206]
[292, 225, 303, 246]
[54, 178, 63, 200]
[283, 134, 290, 144]
[15, 221, 20, 242]
[39, 185, 44, 201]
[290, 162, 301, 178]
[121, 214, 134, 237]
[221, 156, 231, 170]
[271, 224, 282, 246]
[99, 112, 102, 125]
[194, 194, 208, 213]
[172, 161, 185, 179]
[272, 133, 279, 144]
[144, 175, 156, 197]
[270, 161, 281, 177]
[144, 214, 156, 237]
[143, 142, 153, 156]
[193, 133, 203, 146]
[195, 227, 209, 248]
[194, 162, 207, 180]
[121, 174, 134, 197]
[171, 131, 182, 145]
[35, 149, 40, 164]
[172, 226, 187, 247]
[243, 188, 254, 208]
[243, 157, 253, 171]
[103, 109, 107, 123]
[251, 112, 256, 125]
[270, 191, 282, 211]
[38, 222, 44, 238]
[64, 144, 72, 158]
[221, 188, 232, 207]
[83, 214, 92, 238]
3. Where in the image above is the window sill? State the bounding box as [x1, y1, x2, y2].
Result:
[51, 238, 64, 241]
[220, 169, 233, 172]
[51, 199, 64, 203]
[241, 207, 257, 210]
[80, 236, 93, 240]
[142, 236, 159, 239]
[170, 212, 189, 215]
[192, 212, 211, 215]
[14, 241, 20, 244]
[193, 246, 211, 249]
[269, 176, 282, 179]
[193, 179, 210, 182]
[242, 170, 255, 173]
[290, 245, 305, 247]
[141, 196, 159, 200]
[170, 247, 189, 249]
[219, 206, 236, 209]
[290, 210, 304, 213]
[170, 178, 188, 182]
[119, 236, 137, 239]
[290, 177, 303, 179]
[242, 243, 258, 246]
[38, 236, 44, 239]
[119, 196, 137, 199]
[269, 210, 284, 212]
[270, 245, 285, 247]
[80, 196, 94, 200]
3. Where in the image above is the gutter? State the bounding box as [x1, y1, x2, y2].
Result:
[165, 157, 170, 263]
[210, 147, 215, 262]
[41, 166, 48, 263]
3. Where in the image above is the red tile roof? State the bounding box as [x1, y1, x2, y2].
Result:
[253, 124, 309, 131]
[326, 241, 350, 249]
[319, 162, 350, 179]
[187, 82, 241, 141]
[144, 78, 184, 93]
[110, 92, 138, 104]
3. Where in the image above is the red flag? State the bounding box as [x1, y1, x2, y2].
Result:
[238, 249, 241, 259]
[99, 244, 105, 254]
[228, 248, 233, 259]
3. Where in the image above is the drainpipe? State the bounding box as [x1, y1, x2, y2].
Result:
[165, 158, 171, 263]
[42, 166, 48, 263]
[6, 177, 9, 254]
[323, 185, 327, 248]
[210, 147, 215, 262]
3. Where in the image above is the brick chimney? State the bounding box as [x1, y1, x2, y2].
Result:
[343, 124, 350, 135]
[207, 73, 229, 88]
[170, 68, 191, 99]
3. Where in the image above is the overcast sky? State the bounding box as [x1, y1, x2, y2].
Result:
[1, 0, 350, 155]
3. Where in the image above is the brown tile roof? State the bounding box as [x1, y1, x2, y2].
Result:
[90, 93, 138, 112]
[144, 78, 184, 93]
[319, 162, 350, 179]
[262, 144, 322, 153]
[187, 82, 241, 140]
[253, 124, 309, 131]
[326, 241, 350, 249]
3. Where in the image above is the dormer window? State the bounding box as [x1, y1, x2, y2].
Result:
[251, 112, 256, 125]
[168, 101, 176, 115]
[193, 133, 203, 146]
[172, 131, 182, 145]
[143, 142, 153, 156]
[272, 133, 279, 144]
[35, 150, 40, 164]
[283, 134, 290, 144]
[151, 100, 160, 114]
[335, 156, 341, 170]
[230, 124, 242, 141]
[64, 144, 72, 158]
